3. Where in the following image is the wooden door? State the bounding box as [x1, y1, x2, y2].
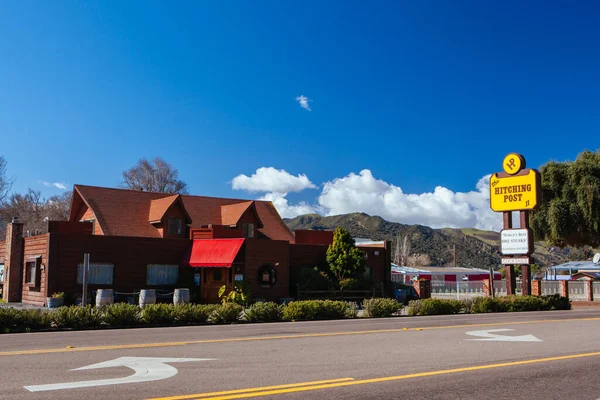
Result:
[201, 268, 232, 303]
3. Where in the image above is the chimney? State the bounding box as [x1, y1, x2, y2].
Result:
[2, 219, 24, 302]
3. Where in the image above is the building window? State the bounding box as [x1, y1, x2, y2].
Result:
[25, 258, 40, 286]
[0, 263, 4, 283]
[79, 219, 95, 234]
[257, 264, 277, 287]
[77, 263, 114, 285]
[167, 218, 183, 235]
[146, 264, 179, 285]
[213, 269, 223, 282]
[242, 223, 255, 238]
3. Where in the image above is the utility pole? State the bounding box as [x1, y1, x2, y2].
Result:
[453, 245, 457, 268]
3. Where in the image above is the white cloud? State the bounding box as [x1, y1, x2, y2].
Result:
[295, 95, 312, 111]
[231, 167, 502, 231]
[231, 167, 316, 193]
[40, 181, 68, 190]
[317, 170, 501, 231]
[259, 193, 318, 219]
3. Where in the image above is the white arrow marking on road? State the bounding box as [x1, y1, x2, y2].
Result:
[24, 357, 215, 392]
[465, 329, 542, 342]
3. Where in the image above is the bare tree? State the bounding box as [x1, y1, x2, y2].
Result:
[0, 189, 72, 236]
[0, 155, 13, 204]
[400, 235, 411, 266]
[393, 234, 401, 265]
[46, 191, 73, 221]
[407, 253, 431, 268]
[121, 157, 188, 194]
[393, 234, 411, 266]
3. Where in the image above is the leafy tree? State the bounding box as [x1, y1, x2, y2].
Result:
[121, 157, 188, 194]
[325, 227, 366, 291]
[218, 281, 251, 307]
[532, 149, 600, 247]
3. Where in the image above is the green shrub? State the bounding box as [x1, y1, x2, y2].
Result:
[407, 298, 463, 316]
[241, 302, 284, 323]
[208, 303, 243, 324]
[465, 295, 570, 313]
[18, 309, 53, 331]
[464, 297, 508, 313]
[0, 307, 22, 333]
[173, 304, 219, 324]
[50, 306, 102, 329]
[408, 295, 571, 316]
[363, 298, 403, 318]
[141, 304, 176, 325]
[540, 294, 571, 310]
[101, 303, 141, 327]
[282, 300, 356, 321]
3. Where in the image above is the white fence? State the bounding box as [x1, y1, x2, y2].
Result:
[541, 281, 560, 295]
[431, 282, 486, 300]
[427, 279, 596, 301]
[568, 281, 588, 300]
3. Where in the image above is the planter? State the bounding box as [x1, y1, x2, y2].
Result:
[47, 297, 64, 309]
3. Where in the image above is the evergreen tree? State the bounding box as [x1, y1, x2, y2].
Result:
[326, 227, 366, 291]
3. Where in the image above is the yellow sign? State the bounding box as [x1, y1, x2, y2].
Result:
[502, 153, 524, 175]
[489, 169, 540, 212]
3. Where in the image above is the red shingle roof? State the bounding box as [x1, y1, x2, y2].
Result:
[71, 185, 294, 242]
[220, 201, 263, 227]
[148, 195, 180, 223]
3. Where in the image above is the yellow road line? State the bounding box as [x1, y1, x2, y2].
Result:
[1, 316, 598, 357]
[148, 378, 355, 400]
[167, 351, 600, 400]
[0, 341, 189, 356]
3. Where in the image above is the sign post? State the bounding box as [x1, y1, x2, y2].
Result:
[489, 153, 540, 296]
[82, 253, 90, 306]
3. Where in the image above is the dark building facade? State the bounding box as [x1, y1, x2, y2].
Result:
[0, 185, 392, 306]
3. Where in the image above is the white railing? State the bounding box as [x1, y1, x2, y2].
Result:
[541, 281, 560, 295]
[568, 281, 588, 300]
[431, 281, 486, 300]
[493, 280, 507, 296]
[402, 278, 595, 300]
[593, 282, 600, 302]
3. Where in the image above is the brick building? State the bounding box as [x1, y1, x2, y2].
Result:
[0, 185, 392, 306]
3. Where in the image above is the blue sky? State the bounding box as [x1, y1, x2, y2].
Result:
[1, 1, 599, 230]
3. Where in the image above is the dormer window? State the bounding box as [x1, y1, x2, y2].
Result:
[242, 223, 255, 238]
[167, 218, 183, 235]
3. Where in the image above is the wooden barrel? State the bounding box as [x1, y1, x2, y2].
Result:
[139, 289, 156, 307]
[95, 289, 113, 307]
[173, 288, 190, 305]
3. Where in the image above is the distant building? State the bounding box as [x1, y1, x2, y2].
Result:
[391, 264, 501, 284]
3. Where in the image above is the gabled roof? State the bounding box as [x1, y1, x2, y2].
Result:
[148, 195, 191, 224]
[220, 201, 263, 228]
[69, 185, 294, 241]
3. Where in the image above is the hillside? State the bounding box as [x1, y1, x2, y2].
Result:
[284, 213, 598, 270]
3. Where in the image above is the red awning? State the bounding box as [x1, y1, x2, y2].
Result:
[184, 238, 245, 268]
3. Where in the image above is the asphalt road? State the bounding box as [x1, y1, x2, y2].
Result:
[1, 309, 599, 400]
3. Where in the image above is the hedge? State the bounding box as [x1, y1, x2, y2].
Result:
[363, 298, 403, 318]
[0, 295, 571, 333]
[408, 295, 571, 316]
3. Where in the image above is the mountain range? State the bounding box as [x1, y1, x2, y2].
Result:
[284, 213, 598, 271]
